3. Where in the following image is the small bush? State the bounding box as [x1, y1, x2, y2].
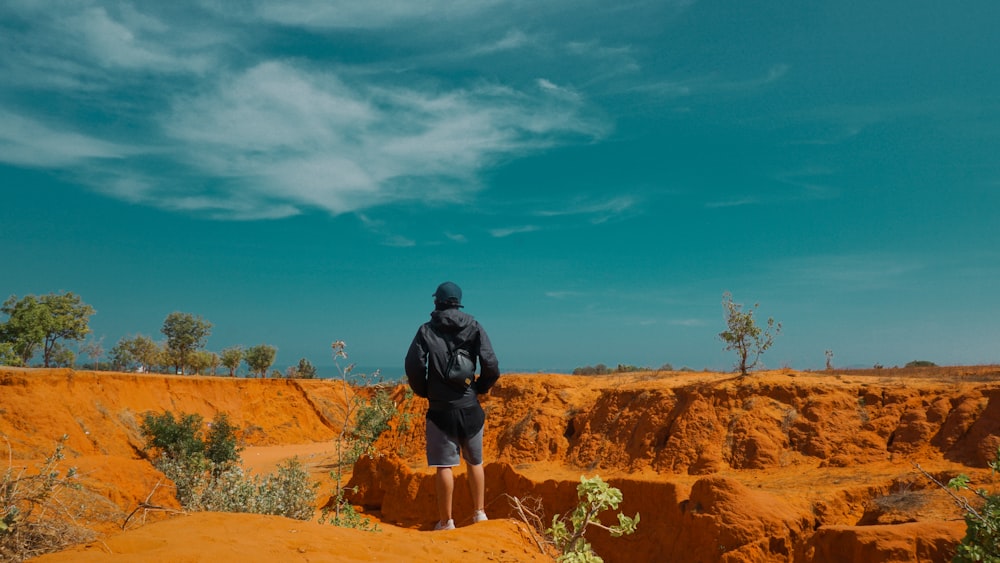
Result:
[547, 475, 639, 562]
[918, 447, 1000, 563]
[1, 437, 95, 562]
[947, 449, 1000, 563]
[322, 341, 396, 530]
[140, 410, 316, 519]
[905, 360, 938, 368]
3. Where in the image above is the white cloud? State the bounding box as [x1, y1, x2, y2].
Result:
[473, 29, 533, 54]
[490, 225, 540, 237]
[704, 197, 758, 208]
[0, 111, 128, 167]
[234, 0, 504, 29]
[536, 196, 636, 222]
[150, 61, 605, 217]
[0, 1, 613, 219]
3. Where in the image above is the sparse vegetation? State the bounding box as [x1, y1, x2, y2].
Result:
[534, 475, 641, 562]
[905, 360, 938, 368]
[572, 363, 651, 376]
[916, 448, 1000, 563]
[547, 476, 639, 562]
[508, 475, 639, 562]
[1, 437, 95, 562]
[719, 291, 781, 377]
[321, 340, 398, 530]
[140, 410, 316, 519]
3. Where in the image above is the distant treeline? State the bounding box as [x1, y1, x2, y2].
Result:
[572, 363, 679, 376]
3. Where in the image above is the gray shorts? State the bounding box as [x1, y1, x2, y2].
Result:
[426, 419, 484, 467]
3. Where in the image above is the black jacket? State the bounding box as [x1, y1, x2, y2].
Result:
[405, 307, 500, 411]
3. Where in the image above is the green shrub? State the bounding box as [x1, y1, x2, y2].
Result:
[140, 410, 315, 520]
[322, 340, 397, 530]
[204, 413, 240, 469]
[905, 360, 938, 368]
[947, 448, 1000, 563]
[142, 411, 208, 462]
[547, 475, 639, 563]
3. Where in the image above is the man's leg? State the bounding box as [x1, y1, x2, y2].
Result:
[435, 467, 454, 524]
[467, 462, 486, 518]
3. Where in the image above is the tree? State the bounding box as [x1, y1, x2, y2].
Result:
[220, 346, 243, 377]
[79, 337, 104, 370]
[49, 343, 75, 367]
[161, 312, 212, 375]
[0, 342, 22, 366]
[133, 336, 162, 372]
[109, 337, 136, 371]
[189, 350, 214, 375]
[110, 335, 161, 372]
[244, 344, 277, 378]
[719, 291, 781, 377]
[208, 352, 220, 376]
[0, 292, 95, 367]
[296, 358, 317, 379]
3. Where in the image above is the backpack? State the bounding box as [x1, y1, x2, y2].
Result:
[442, 337, 476, 391]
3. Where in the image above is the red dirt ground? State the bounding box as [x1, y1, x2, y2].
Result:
[3, 365, 998, 562]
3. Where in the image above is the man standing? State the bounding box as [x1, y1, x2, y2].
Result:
[405, 281, 500, 530]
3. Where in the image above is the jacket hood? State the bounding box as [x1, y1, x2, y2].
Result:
[429, 308, 474, 334]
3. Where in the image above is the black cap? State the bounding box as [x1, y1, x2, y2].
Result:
[433, 281, 463, 307]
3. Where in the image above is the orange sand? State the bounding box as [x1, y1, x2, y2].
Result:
[3, 365, 998, 562]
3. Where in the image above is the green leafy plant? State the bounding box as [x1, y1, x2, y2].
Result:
[916, 448, 1000, 563]
[140, 410, 316, 519]
[947, 450, 1000, 563]
[719, 291, 781, 377]
[1, 436, 94, 562]
[546, 475, 640, 563]
[320, 340, 399, 530]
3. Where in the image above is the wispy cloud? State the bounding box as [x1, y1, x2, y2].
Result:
[631, 64, 790, 100]
[778, 254, 925, 292]
[243, 0, 505, 29]
[0, 1, 617, 220]
[545, 290, 586, 299]
[536, 195, 637, 223]
[472, 29, 534, 55]
[669, 318, 706, 327]
[0, 111, 129, 167]
[489, 225, 541, 238]
[704, 197, 759, 208]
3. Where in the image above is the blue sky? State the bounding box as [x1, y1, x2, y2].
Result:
[2, 1, 998, 375]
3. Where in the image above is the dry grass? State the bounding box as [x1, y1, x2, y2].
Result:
[1, 437, 96, 562]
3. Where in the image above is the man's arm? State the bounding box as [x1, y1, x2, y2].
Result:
[404, 329, 429, 398]
[474, 324, 500, 394]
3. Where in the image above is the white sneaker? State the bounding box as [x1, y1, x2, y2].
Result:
[434, 519, 455, 531]
[473, 510, 488, 523]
